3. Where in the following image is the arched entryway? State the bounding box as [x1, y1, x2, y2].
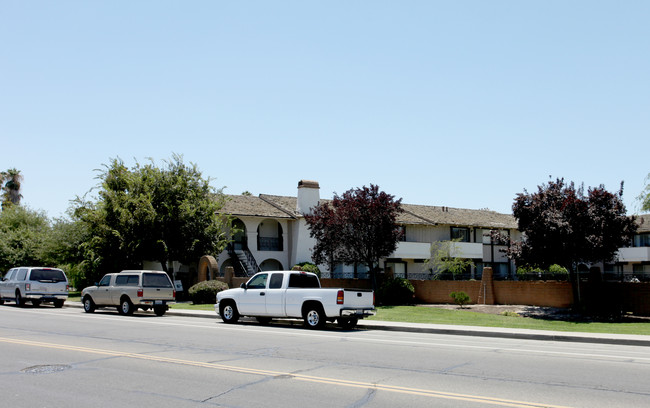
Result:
[260, 259, 283, 271]
[257, 219, 283, 251]
[232, 218, 247, 250]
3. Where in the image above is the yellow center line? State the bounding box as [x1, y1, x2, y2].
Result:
[1, 336, 571, 408]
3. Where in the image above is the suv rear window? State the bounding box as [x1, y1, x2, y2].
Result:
[115, 275, 139, 286]
[29, 269, 66, 282]
[288, 273, 320, 288]
[142, 273, 172, 288]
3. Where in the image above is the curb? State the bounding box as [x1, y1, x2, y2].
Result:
[65, 302, 650, 347]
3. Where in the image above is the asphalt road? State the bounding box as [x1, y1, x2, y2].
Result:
[1, 305, 649, 408]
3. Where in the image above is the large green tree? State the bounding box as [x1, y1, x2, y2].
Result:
[73, 155, 231, 284]
[305, 184, 403, 290]
[0, 205, 50, 272]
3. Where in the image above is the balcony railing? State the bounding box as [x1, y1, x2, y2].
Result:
[258, 236, 283, 251]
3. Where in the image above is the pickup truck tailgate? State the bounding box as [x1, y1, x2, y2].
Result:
[142, 287, 175, 300]
[342, 289, 374, 307]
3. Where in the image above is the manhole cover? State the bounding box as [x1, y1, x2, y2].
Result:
[21, 365, 71, 374]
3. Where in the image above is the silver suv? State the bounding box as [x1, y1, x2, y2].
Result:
[81, 270, 175, 316]
[0, 267, 69, 307]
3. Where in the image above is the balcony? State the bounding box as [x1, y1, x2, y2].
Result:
[450, 242, 483, 259]
[617, 247, 650, 262]
[390, 241, 484, 259]
[390, 241, 432, 259]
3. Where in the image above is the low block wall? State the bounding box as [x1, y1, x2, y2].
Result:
[410, 280, 482, 304]
[215, 275, 650, 316]
[494, 281, 574, 308]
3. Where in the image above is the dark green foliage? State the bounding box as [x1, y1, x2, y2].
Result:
[0, 206, 49, 272]
[450, 291, 471, 308]
[188, 280, 229, 304]
[377, 277, 414, 305]
[72, 155, 231, 285]
[516, 264, 569, 281]
[294, 262, 320, 277]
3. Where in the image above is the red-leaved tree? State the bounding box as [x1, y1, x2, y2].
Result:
[305, 184, 404, 290]
[508, 178, 637, 303]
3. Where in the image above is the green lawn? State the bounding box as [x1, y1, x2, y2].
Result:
[369, 306, 650, 335]
[170, 302, 214, 311]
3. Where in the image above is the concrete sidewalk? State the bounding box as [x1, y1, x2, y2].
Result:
[65, 301, 650, 347]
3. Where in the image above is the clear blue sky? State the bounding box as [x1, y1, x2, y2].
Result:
[2, 1, 649, 218]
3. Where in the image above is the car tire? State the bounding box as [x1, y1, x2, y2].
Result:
[219, 301, 239, 324]
[53, 300, 64, 308]
[119, 298, 134, 316]
[83, 296, 96, 313]
[154, 306, 166, 316]
[15, 291, 23, 307]
[303, 304, 326, 329]
[338, 317, 358, 330]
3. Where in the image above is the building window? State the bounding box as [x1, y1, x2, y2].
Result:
[451, 227, 470, 242]
[633, 233, 650, 247]
[481, 229, 510, 245]
[398, 225, 406, 242]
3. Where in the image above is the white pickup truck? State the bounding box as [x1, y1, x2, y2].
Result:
[215, 271, 375, 329]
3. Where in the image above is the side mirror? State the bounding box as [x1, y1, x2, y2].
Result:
[240, 283, 247, 289]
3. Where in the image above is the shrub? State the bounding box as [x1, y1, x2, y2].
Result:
[293, 262, 320, 277]
[450, 291, 470, 308]
[188, 280, 229, 304]
[515, 265, 545, 281]
[377, 277, 415, 305]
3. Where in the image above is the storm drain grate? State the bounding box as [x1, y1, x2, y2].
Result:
[21, 365, 72, 374]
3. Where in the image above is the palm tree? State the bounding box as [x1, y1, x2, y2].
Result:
[2, 168, 23, 208]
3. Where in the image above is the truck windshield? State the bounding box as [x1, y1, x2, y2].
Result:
[288, 273, 320, 288]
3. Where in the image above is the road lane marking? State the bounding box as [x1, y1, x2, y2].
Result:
[0, 336, 571, 408]
[4, 308, 650, 363]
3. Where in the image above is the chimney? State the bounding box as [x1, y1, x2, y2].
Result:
[296, 180, 320, 214]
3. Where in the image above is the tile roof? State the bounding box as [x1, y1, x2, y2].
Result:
[221, 194, 518, 229]
[636, 214, 650, 233]
[401, 204, 518, 229]
[220, 195, 296, 219]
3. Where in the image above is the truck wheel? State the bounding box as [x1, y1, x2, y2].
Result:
[83, 296, 96, 313]
[220, 301, 239, 324]
[303, 305, 326, 329]
[154, 306, 166, 316]
[15, 291, 23, 307]
[119, 298, 134, 316]
[338, 317, 358, 330]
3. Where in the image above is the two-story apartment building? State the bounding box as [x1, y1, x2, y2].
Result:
[216, 180, 521, 280]
[610, 214, 650, 281]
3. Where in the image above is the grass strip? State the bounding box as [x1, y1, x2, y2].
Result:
[369, 306, 650, 335]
